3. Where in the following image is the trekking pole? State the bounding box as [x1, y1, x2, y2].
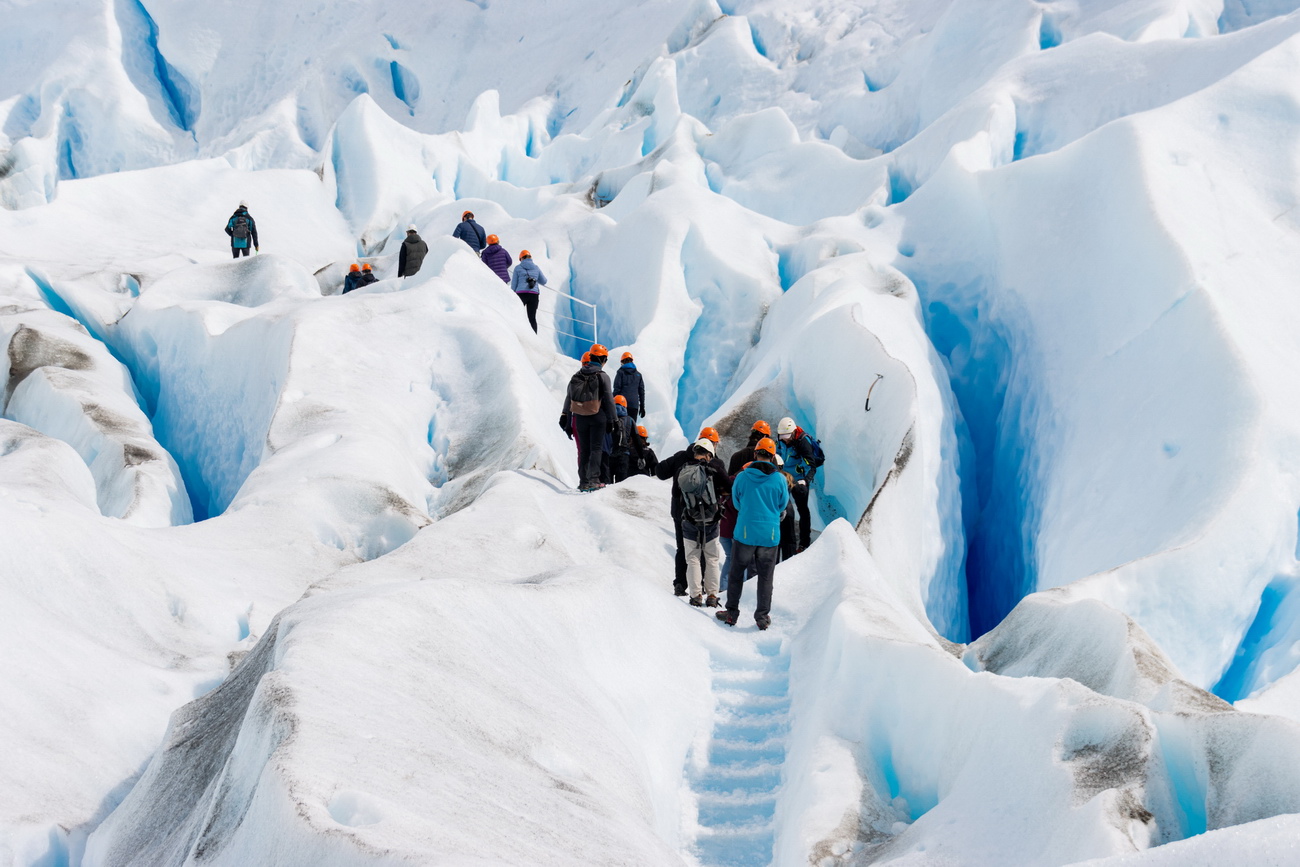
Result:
[864, 374, 883, 411]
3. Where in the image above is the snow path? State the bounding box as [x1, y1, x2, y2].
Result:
[689, 617, 791, 867]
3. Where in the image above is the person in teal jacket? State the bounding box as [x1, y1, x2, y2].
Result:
[717, 437, 789, 630]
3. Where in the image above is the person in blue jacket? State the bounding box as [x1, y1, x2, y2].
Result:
[717, 437, 789, 630]
[613, 352, 646, 419]
[453, 210, 487, 255]
[510, 250, 546, 332]
[342, 264, 364, 294]
[776, 416, 819, 552]
[225, 201, 259, 258]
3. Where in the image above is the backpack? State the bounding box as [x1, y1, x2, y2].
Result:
[567, 368, 602, 416]
[677, 462, 720, 525]
[808, 436, 826, 468]
[231, 214, 250, 240]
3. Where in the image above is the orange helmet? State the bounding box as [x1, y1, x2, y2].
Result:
[462, 210, 473, 220]
[636, 425, 648, 437]
[751, 420, 771, 436]
[520, 249, 531, 259]
[698, 427, 720, 443]
[581, 351, 591, 363]
[486, 234, 499, 245]
[589, 343, 608, 357]
[614, 395, 627, 406]
[349, 263, 360, 272]
[754, 437, 776, 456]
[361, 263, 372, 271]
[621, 352, 633, 362]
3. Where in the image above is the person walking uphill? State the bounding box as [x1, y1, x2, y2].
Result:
[678, 438, 730, 608]
[510, 250, 546, 333]
[453, 210, 487, 255]
[717, 437, 789, 631]
[776, 416, 825, 553]
[657, 427, 726, 597]
[559, 344, 616, 492]
[225, 201, 259, 258]
[481, 235, 512, 283]
[398, 225, 429, 277]
[342, 264, 364, 294]
[613, 352, 646, 420]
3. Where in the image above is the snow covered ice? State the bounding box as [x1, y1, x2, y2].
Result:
[7, 0, 1300, 863]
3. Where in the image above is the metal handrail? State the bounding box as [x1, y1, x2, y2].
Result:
[537, 284, 598, 346]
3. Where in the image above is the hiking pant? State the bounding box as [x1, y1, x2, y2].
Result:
[725, 542, 778, 622]
[232, 246, 251, 258]
[600, 451, 612, 484]
[517, 292, 539, 333]
[611, 452, 631, 483]
[683, 521, 721, 599]
[779, 506, 797, 561]
[574, 415, 605, 488]
[672, 503, 687, 594]
[791, 481, 812, 550]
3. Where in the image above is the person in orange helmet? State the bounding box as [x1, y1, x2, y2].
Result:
[720, 420, 773, 587]
[631, 425, 658, 476]
[342, 263, 364, 294]
[613, 351, 646, 419]
[717, 436, 788, 630]
[560, 343, 616, 491]
[481, 233, 512, 283]
[610, 395, 636, 482]
[452, 209, 487, 255]
[358, 263, 377, 287]
[511, 250, 547, 333]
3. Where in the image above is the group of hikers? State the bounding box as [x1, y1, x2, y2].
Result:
[561, 342, 824, 630]
[224, 204, 548, 333]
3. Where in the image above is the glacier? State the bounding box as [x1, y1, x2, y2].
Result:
[4, 0, 1300, 864]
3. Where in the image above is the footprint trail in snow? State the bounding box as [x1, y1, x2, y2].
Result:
[689, 620, 791, 867]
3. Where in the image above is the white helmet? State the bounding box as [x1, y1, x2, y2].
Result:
[238, 200, 248, 208]
[777, 417, 796, 436]
[407, 224, 418, 232]
[693, 438, 715, 456]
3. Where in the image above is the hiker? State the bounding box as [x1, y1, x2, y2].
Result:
[775, 455, 797, 561]
[398, 225, 429, 277]
[776, 417, 823, 553]
[453, 210, 487, 255]
[631, 425, 658, 476]
[559, 344, 616, 492]
[657, 426, 725, 597]
[358, 263, 378, 287]
[717, 437, 788, 631]
[481, 234, 512, 283]
[678, 438, 731, 607]
[611, 396, 636, 482]
[721, 420, 771, 586]
[342, 264, 364, 294]
[613, 352, 646, 419]
[510, 250, 546, 333]
[225, 201, 259, 258]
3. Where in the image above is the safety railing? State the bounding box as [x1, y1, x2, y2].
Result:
[538, 285, 598, 348]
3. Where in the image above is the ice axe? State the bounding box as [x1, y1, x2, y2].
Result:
[864, 374, 883, 411]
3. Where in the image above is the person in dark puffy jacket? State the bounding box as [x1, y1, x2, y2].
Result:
[610, 397, 636, 482]
[510, 250, 546, 333]
[452, 210, 487, 255]
[613, 352, 646, 419]
[657, 428, 727, 597]
[342, 264, 364, 294]
[398, 225, 429, 277]
[631, 425, 658, 477]
[225, 201, 259, 258]
[559, 344, 616, 492]
[481, 234, 512, 283]
[358, 263, 378, 287]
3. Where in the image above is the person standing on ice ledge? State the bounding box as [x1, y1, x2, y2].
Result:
[613, 352, 646, 419]
[611, 396, 635, 482]
[559, 343, 616, 492]
[657, 426, 724, 597]
[481, 234, 512, 282]
[510, 250, 546, 333]
[224, 201, 258, 258]
[717, 437, 788, 631]
[677, 437, 730, 608]
[631, 425, 658, 477]
[342, 264, 364, 294]
[358, 263, 377, 287]
[776, 416, 825, 553]
[398, 225, 428, 277]
[453, 210, 487, 255]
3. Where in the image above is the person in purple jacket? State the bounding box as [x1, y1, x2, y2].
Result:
[481, 234, 512, 283]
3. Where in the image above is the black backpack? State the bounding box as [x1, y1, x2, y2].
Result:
[567, 368, 602, 416]
[231, 214, 250, 240]
[677, 462, 720, 525]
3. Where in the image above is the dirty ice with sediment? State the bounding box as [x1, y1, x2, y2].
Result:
[4, 0, 1300, 864]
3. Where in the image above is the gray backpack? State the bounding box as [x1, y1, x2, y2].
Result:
[677, 462, 720, 525]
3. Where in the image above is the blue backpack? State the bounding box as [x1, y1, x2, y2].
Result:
[808, 436, 826, 468]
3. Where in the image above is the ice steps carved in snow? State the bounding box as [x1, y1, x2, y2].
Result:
[690, 636, 791, 867]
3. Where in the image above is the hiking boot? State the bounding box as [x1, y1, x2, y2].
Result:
[755, 615, 771, 631]
[690, 595, 703, 607]
[705, 594, 719, 608]
[716, 609, 738, 626]
[673, 586, 687, 597]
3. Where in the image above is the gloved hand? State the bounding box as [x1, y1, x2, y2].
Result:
[639, 407, 646, 418]
[559, 415, 572, 439]
[796, 479, 808, 489]
[607, 421, 616, 434]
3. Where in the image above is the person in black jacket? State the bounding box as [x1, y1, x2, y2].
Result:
[677, 437, 731, 607]
[342, 264, 364, 294]
[225, 201, 259, 258]
[398, 225, 429, 277]
[613, 352, 646, 419]
[559, 343, 616, 492]
[358, 263, 378, 286]
[452, 210, 487, 255]
[656, 428, 727, 596]
[631, 425, 658, 476]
